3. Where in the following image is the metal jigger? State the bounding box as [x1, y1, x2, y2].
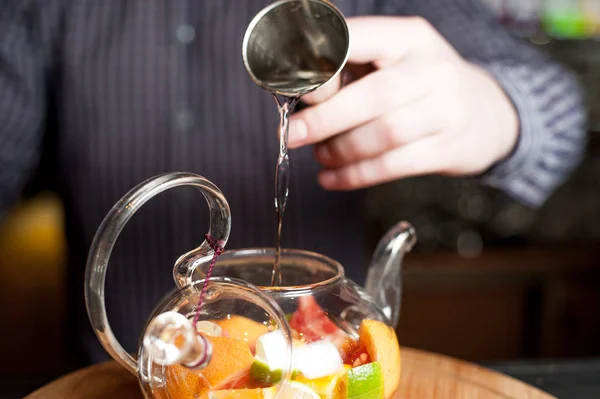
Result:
[242, 0, 350, 97]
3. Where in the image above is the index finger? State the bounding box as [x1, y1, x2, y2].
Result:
[301, 16, 439, 105]
[345, 16, 444, 67]
[301, 63, 376, 105]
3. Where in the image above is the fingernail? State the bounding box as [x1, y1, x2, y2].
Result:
[288, 118, 308, 147]
[318, 170, 337, 188]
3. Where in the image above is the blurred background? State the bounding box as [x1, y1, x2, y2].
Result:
[1, 0, 599, 395]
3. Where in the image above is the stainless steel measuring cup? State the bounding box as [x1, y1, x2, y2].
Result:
[242, 0, 350, 97]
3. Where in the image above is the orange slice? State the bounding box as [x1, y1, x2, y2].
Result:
[166, 335, 255, 399]
[166, 364, 202, 399]
[215, 316, 269, 352]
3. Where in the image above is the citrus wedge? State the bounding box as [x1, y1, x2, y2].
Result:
[347, 362, 384, 399]
[358, 320, 401, 399]
[215, 316, 269, 352]
[208, 387, 276, 399]
[294, 373, 347, 399]
[250, 359, 283, 384]
[281, 381, 321, 399]
[166, 336, 254, 399]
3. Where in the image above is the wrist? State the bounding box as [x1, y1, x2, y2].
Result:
[470, 60, 549, 206]
[467, 62, 520, 165]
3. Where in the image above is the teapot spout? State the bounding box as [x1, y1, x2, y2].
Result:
[364, 221, 416, 328]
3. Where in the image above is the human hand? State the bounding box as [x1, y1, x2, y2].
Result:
[288, 16, 519, 190]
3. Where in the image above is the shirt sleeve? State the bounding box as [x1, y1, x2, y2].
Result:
[392, 0, 588, 208]
[0, 1, 48, 218]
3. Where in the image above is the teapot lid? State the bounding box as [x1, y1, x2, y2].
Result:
[83, 172, 293, 398]
[138, 277, 294, 399]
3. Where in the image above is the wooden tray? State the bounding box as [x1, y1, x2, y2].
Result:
[24, 348, 556, 399]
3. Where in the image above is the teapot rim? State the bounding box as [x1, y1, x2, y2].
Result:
[194, 247, 345, 293]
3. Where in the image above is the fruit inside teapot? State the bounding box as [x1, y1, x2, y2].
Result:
[159, 297, 400, 399]
[139, 247, 407, 399]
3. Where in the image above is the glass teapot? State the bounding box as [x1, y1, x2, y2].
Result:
[85, 172, 416, 399]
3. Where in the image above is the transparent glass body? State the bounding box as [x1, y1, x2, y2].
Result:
[85, 172, 416, 399]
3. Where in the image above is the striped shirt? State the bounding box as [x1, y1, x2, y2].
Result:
[0, 0, 587, 367]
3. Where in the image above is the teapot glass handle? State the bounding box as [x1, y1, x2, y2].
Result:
[84, 172, 231, 375]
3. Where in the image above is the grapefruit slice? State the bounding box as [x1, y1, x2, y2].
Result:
[289, 296, 348, 346]
[357, 320, 401, 399]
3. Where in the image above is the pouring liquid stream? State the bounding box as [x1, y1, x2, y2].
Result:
[272, 94, 300, 287]
[262, 2, 339, 286]
[269, 71, 336, 287]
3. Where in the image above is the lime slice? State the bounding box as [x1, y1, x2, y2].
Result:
[347, 362, 384, 399]
[250, 359, 283, 384]
[280, 381, 321, 399]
